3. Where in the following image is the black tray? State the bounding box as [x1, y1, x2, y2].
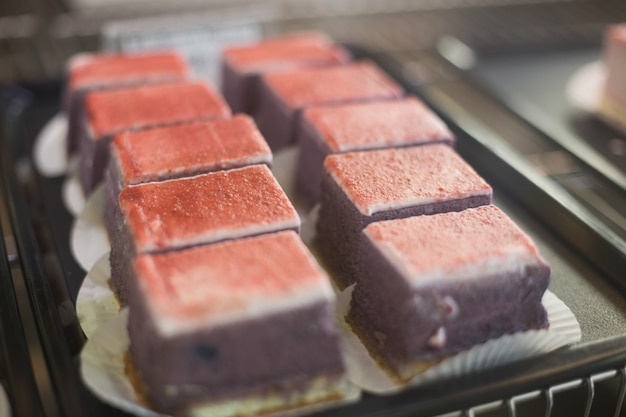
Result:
[3, 49, 626, 417]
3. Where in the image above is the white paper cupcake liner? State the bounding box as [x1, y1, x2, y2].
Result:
[0, 383, 10, 417]
[70, 184, 110, 272]
[33, 113, 69, 177]
[77, 256, 580, 402]
[334, 285, 580, 394]
[80, 307, 361, 417]
[76, 252, 118, 339]
[62, 157, 86, 216]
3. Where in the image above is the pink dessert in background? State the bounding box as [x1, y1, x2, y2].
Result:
[111, 115, 271, 187]
[324, 145, 491, 216]
[257, 61, 403, 150]
[119, 164, 299, 253]
[222, 31, 350, 115]
[599, 23, 626, 132]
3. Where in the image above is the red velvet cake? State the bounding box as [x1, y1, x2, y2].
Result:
[63, 51, 189, 154]
[296, 97, 455, 206]
[79, 80, 231, 193]
[104, 115, 272, 237]
[349, 205, 550, 381]
[599, 24, 626, 132]
[222, 32, 350, 115]
[316, 145, 492, 288]
[110, 164, 300, 304]
[257, 61, 404, 150]
[128, 231, 354, 413]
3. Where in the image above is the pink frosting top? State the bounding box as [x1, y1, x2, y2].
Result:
[262, 61, 403, 109]
[134, 231, 333, 326]
[324, 145, 492, 215]
[85, 81, 231, 138]
[223, 32, 349, 74]
[68, 51, 188, 90]
[112, 115, 271, 186]
[119, 165, 300, 253]
[607, 24, 626, 43]
[364, 205, 547, 284]
[303, 97, 454, 153]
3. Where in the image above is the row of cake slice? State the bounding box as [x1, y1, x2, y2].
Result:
[63, 30, 550, 414]
[220, 31, 551, 382]
[63, 40, 358, 414]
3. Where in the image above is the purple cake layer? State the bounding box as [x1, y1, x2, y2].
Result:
[257, 61, 403, 151]
[295, 97, 455, 207]
[128, 231, 348, 413]
[348, 205, 550, 381]
[316, 145, 492, 288]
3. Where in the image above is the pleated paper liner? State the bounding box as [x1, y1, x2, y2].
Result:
[77, 254, 580, 404]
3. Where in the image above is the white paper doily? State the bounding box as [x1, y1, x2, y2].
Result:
[62, 157, 86, 216]
[32, 113, 69, 177]
[335, 285, 581, 394]
[70, 184, 110, 272]
[0, 383, 10, 417]
[80, 308, 361, 417]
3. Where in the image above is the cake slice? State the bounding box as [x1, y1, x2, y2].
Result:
[599, 23, 626, 132]
[79, 80, 231, 193]
[63, 51, 189, 154]
[128, 231, 354, 414]
[222, 32, 350, 115]
[348, 205, 551, 381]
[257, 61, 404, 150]
[110, 164, 300, 304]
[316, 145, 492, 288]
[104, 115, 272, 238]
[296, 97, 455, 206]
